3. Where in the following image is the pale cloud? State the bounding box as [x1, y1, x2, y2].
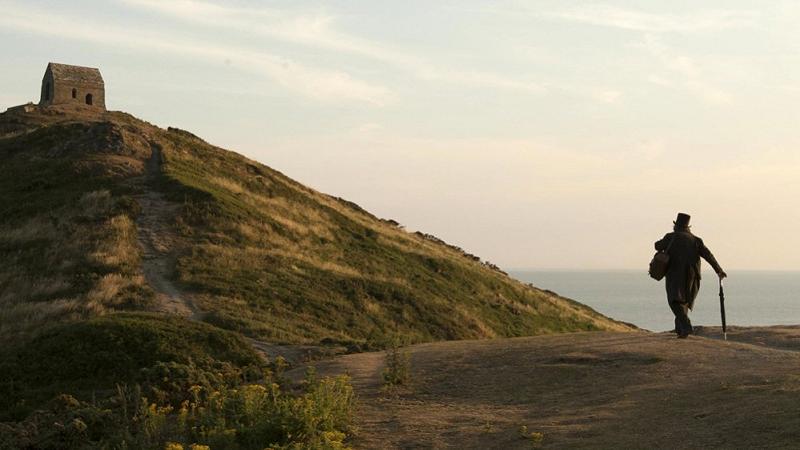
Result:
[118, 0, 593, 100]
[540, 4, 744, 105]
[592, 90, 622, 103]
[265, 132, 638, 203]
[774, 84, 800, 96]
[637, 35, 732, 105]
[0, 3, 392, 105]
[120, 0, 406, 65]
[630, 140, 665, 161]
[349, 123, 385, 139]
[544, 5, 758, 33]
[646, 74, 675, 88]
[560, 86, 622, 104]
[417, 68, 547, 94]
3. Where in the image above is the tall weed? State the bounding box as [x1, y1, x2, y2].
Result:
[382, 341, 411, 388]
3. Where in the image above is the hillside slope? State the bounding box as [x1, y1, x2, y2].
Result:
[0, 105, 632, 348]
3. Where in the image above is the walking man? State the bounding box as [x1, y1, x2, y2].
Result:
[655, 213, 727, 338]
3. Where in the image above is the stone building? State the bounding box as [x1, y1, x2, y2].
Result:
[39, 62, 105, 110]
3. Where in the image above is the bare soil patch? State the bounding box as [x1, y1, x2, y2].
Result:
[301, 329, 800, 449]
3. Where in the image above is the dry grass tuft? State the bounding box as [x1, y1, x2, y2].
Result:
[89, 215, 139, 268]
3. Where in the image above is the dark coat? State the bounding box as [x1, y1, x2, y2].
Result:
[655, 229, 723, 309]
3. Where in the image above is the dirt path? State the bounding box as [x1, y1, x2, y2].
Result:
[133, 144, 199, 319]
[301, 328, 800, 449]
[132, 145, 325, 364]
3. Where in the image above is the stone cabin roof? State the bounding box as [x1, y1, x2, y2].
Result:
[48, 63, 104, 86]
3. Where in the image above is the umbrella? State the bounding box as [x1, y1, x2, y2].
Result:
[719, 279, 727, 340]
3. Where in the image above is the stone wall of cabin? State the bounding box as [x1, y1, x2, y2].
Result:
[39, 72, 54, 106]
[40, 74, 106, 110]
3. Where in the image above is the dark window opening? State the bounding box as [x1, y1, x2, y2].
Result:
[44, 82, 51, 101]
[85, 93, 93, 106]
[72, 88, 77, 99]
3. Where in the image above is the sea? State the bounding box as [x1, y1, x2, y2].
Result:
[510, 270, 800, 332]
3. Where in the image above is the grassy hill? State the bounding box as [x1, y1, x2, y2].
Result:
[0, 104, 631, 349]
[0, 103, 633, 447]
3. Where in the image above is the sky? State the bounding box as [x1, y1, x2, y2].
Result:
[2, 0, 800, 271]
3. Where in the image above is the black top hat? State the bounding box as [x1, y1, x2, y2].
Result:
[674, 212, 691, 228]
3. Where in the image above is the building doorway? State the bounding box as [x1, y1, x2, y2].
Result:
[85, 93, 93, 105]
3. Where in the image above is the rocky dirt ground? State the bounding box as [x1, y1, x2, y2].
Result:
[297, 326, 800, 449]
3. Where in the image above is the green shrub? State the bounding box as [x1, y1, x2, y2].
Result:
[0, 376, 355, 449]
[0, 312, 356, 448]
[0, 313, 262, 419]
[179, 372, 354, 449]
